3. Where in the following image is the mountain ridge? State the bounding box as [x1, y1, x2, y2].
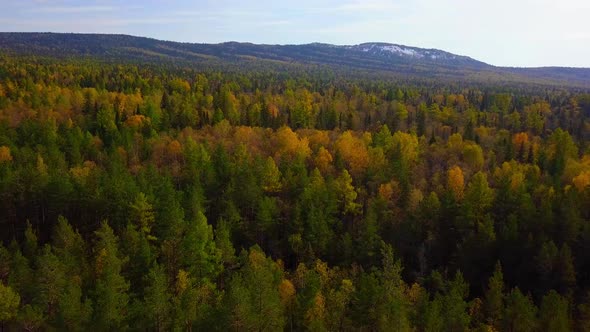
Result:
[0, 32, 589, 88]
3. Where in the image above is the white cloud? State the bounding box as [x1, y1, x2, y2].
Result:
[335, 0, 401, 12]
[31, 6, 116, 13]
[0, 16, 192, 28]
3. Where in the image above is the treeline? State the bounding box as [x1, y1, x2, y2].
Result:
[1, 56, 590, 330]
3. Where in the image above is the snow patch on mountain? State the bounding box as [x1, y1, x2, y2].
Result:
[348, 43, 458, 61]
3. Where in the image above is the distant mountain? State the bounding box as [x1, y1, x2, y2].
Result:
[0, 32, 589, 88]
[347, 42, 487, 67]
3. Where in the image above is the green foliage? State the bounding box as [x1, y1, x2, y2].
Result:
[539, 290, 571, 332]
[503, 288, 537, 332]
[0, 282, 20, 323]
[92, 221, 130, 330]
[141, 264, 172, 331]
[0, 53, 590, 331]
[225, 247, 284, 331]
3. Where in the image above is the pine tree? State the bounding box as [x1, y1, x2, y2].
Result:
[92, 221, 130, 330]
[485, 262, 505, 328]
[142, 264, 172, 331]
[225, 247, 285, 331]
[539, 290, 571, 332]
[503, 287, 537, 332]
[377, 243, 411, 332]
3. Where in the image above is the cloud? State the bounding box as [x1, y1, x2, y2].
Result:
[335, 0, 401, 12]
[31, 5, 116, 13]
[256, 20, 291, 27]
[171, 9, 274, 19]
[0, 16, 192, 29]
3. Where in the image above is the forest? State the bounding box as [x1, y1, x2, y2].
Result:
[1, 54, 590, 331]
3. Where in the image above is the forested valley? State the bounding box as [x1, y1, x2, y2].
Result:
[1, 55, 590, 331]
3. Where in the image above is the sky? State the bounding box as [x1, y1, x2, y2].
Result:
[1, 0, 589, 67]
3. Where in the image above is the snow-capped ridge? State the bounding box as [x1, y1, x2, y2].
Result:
[348, 43, 459, 61]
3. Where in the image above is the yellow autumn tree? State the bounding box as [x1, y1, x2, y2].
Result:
[573, 170, 590, 192]
[314, 147, 333, 174]
[392, 131, 420, 164]
[0, 146, 12, 163]
[448, 165, 465, 201]
[272, 126, 311, 162]
[335, 131, 369, 179]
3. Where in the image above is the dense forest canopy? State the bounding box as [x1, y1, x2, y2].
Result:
[1, 52, 590, 331]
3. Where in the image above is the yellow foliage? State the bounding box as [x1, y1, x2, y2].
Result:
[463, 143, 484, 170]
[261, 157, 282, 192]
[279, 279, 296, 306]
[513, 132, 529, 147]
[248, 249, 266, 269]
[273, 126, 311, 161]
[0, 146, 13, 163]
[407, 188, 424, 212]
[378, 180, 402, 204]
[315, 260, 330, 287]
[378, 182, 394, 201]
[233, 126, 266, 156]
[510, 172, 525, 192]
[563, 155, 590, 184]
[314, 147, 333, 174]
[125, 114, 148, 128]
[69, 160, 96, 185]
[448, 133, 464, 151]
[305, 293, 326, 323]
[304, 130, 330, 150]
[176, 269, 190, 295]
[448, 166, 465, 201]
[407, 283, 424, 305]
[335, 131, 369, 178]
[36, 155, 48, 177]
[341, 279, 354, 294]
[95, 248, 107, 275]
[267, 103, 279, 118]
[167, 140, 183, 160]
[392, 131, 420, 164]
[573, 170, 590, 192]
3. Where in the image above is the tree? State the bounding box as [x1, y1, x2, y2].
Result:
[377, 243, 411, 332]
[333, 169, 361, 215]
[464, 172, 495, 219]
[141, 264, 172, 331]
[443, 272, 471, 332]
[129, 192, 156, 240]
[463, 143, 484, 170]
[0, 282, 20, 328]
[181, 211, 221, 283]
[335, 131, 369, 179]
[215, 218, 236, 266]
[578, 291, 590, 332]
[556, 244, 576, 295]
[0, 146, 13, 163]
[92, 221, 130, 330]
[225, 247, 285, 331]
[539, 290, 571, 332]
[448, 166, 465, 201]
[279, 279, 296, 331]
[260, 157, 282, 193]
[51, 216, 87, 278]
[298, 169, 336, 258]
[503, 288, 537, 332]
[485, 262, 505, 329]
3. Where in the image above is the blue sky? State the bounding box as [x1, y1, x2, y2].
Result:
[2, 0, 589, 67]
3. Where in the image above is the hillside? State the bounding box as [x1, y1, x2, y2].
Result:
[0, 32, 589, 88]
[2, 31, 590, 331]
